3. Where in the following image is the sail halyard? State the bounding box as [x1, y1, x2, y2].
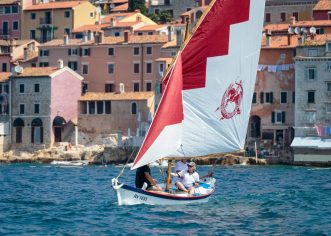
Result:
[131, 0, 265, 169]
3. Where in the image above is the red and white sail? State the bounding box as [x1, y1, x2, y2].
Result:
[132, 0, 265, 169]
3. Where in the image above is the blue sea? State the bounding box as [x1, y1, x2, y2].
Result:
[0, 164, 331, 235]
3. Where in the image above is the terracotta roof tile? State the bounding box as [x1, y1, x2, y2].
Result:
[0, 0, 18, 5]
[313, 0, 331, 11]
[41, 35, 169, 46]
[12, 67, 59, 77]
[25, 1, 88, 11]
[135, 24, 167, 31]
[111, 3, 128, 12]
[0, 72, 11, 82]
[264, 20, 331, 32]
[80, 92, 154, 101]
[72, 23, 108, 33]
[101, 12, 135, 23]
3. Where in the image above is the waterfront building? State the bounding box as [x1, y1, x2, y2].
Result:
[291, 34, 331, 163]
[21, 0, 100, 43]
[0, 72, 10, 154]
[312, 0, 331, 20]
[180, 6, 207, 24]
[37, 33, 175, 93]
[0, 0, 21, 40]
[10, 64, 83, 149]
[264, 0, 318, 25]
[78, 91, 154, 142]
[0, 39, 40, 72]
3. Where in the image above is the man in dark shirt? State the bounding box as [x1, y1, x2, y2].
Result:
[135, 165, 162, 191]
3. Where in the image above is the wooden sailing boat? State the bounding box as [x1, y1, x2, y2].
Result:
[112, 0, 265, 205]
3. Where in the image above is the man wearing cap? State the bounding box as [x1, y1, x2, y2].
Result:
[171, 161, 199, 194]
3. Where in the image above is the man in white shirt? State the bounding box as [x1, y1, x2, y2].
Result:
[171, 162, 199, 194]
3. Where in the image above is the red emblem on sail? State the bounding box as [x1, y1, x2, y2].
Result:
[216, 81, 243, 120]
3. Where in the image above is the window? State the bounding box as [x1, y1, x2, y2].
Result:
[105, 101, 111, 114]
[88, 101, 95, 114]
[133, 47, 140, 55]
[280, 12, 286, 22]
[80, 102, 87, 114]
[2, 63, 7, 72]
[148, 32, 153, 36]
[97, 101, 103, 114]
[260, 92, 273, 104]
[146, 62, 152, 73]
[82, 48, 90, 56]
[131, 102, 137, 114]
[271, 111, 285, 124]
[326, 103, 331, 113]
[34, 84, 40, 93]
[133, 63, 140, 73]
[5, 6, 11, 14]
[82, 82, 88, 94]
[30, 13, 36, 20]
[114, 32, 120, 37]
[308, 91, 315, 103]
[13, 21, 19, 30]
[82, 64, 88, 74]
[306, 111, 316, 123]
[64, 11, 70, 18]
[0, 7, 3, 14]
[34, 104, 40, 114]
[90, 12, 94, 18]
[327, 82, 331, 92]
[327, 42, 331, 52]
[68, 61, 77, 71]
[293, 12, 299, 21]
[19, 104, 25, 114]
[19, 84, 24, 93]
[316, 28, 324, 35]
[68, 48, 78, 56]
[265, 13, 271, 23]
[30, 30, 36, 39]
[292, 91, 295, 103]
[308, 49, 318, 57]
[155, 9, 160, 14]
[64, 28, 70, 36]
[146, 46, 152, 55]
[39, 49, 49, 57]
[108, 64, 114, 74]
[146, 82, 152, 91]
[159, 63, 164, 73]
[12, 6, 18, 14]
[108, 47, 114, 56]
[105, 83, 114, 92]
[280, 92, 287, 103]
[327, 62, 331, 71]
[307, 68, 316, 80]
[137, 32, 143, 36]
[252, 92, 257, 103]
[133, 83, 139, 92]
[39, 62, 49, 67]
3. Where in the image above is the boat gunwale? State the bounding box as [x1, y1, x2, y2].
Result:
[120, 183, 215, 201]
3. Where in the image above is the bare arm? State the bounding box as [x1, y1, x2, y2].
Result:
[144, 172, 157, 186]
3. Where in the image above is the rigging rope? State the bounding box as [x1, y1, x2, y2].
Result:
[116, 148, 136, 180]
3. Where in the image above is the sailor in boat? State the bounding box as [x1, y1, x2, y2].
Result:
[135, 165, 162, 191]
[171, 162, 199, 194]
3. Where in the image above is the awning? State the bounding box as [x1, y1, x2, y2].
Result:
[291, 137, 331, 149]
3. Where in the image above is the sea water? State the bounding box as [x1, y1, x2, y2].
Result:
[0, 164, 331, 235]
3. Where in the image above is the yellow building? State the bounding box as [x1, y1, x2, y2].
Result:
[21, 1, 100, 43]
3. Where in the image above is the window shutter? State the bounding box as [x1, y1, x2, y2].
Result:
[87, 48, 90, 56]
[68, 49, 71, 55]
[39, 50, 42, 57]
[260, 92, 264, 104]
[79, 48, 82, 56]
[282, 111, 286, 123]
[46, 50, 49, 56]
[31, 127, 34, 143]
[271, 111, 275, 123]
[270, 92, 273, 104]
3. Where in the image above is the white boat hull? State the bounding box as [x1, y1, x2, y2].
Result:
[112, 178, 216, 205]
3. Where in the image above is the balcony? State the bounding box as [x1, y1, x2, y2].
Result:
[39, 17, 52, 25]
[0, 29, 11, 39]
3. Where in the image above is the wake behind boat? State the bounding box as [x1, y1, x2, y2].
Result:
[112, 0, 265, 205]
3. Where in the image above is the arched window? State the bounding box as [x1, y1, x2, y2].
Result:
[53, 116, 66, 142]
[13, 118, 24, 143]
[131, 102, 137, 114]
[31, 118, 43, 144]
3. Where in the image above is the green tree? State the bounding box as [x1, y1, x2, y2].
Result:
[128, 0, 147, 15]
[148, 13, 160, 23]
[159, 11, 173, 23]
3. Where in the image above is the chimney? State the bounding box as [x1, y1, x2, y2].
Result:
[266, 29, 272, 46]
[9, 39, 16, 53]
[24, 48, 28, 60]
[87, 30, 94, 41]
[99, 31, 104, 43]
[290, 16, 296, 25]
[167, 26, 173, 42]
[94, 31, 104, 44]
[119, 83, 125, 94]
[110, 17, 116, 27]
[57, 59, 64, 69]
[176, 29, 183, 47]
[124, 31, 131, 43]
[64, 34, 69, 45]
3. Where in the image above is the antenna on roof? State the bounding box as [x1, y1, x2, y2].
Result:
[294, 27, 300, 35]
[309, 27, 317, 35]
[300, 27, 307, 34]
[288, 27, 294, 34]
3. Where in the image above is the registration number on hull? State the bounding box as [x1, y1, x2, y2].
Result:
[133, 193, 147, 201]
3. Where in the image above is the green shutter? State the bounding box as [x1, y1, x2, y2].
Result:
[260, 92, 264, 104]
[271, 111, 275, 123]
[282, 111, 286, 123]
[270, 92, 273, 104]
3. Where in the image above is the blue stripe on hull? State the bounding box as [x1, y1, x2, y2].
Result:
[121, 184, 215, 201]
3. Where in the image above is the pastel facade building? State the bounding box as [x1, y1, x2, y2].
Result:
[0, 72, 10, 154]
[291, 35, 331, 164]
[148, 0, 198, 20]
[38, 33, 175, 93]
[21, 0, 99, 43]
[313, 0, 331, 20]
[78, 91, 154, 137]
[0, 0, 20, 40]
[10, 65, 83, 149]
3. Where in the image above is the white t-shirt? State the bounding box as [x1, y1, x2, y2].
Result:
[178, 170, 199, 188]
